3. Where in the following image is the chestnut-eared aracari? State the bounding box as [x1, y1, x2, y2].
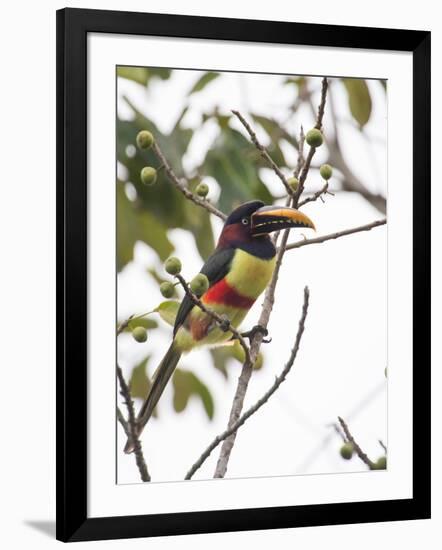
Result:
[124, 200, 315, 453]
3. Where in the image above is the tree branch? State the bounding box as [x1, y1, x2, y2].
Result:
[232, 110, 294, 197]
[212, 79, 329, 479]
[116, 365, 151, 482]
[283, 219, 386, 252]
[213, 213, 296, 477]
[338, 416, 376, 470]
[151, 142, 227, 221]
[298, 182, 332, 207]
[186, 287, 310, 480]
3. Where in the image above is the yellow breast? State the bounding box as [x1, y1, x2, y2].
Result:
[225, 248, 276, 300]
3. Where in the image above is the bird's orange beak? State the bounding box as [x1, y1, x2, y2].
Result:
[251, 205, 315, 236]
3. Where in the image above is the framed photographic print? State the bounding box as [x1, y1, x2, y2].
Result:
[56, 8, 431, 542]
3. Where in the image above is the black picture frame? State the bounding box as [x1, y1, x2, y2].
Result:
[56, 7, 431, 542]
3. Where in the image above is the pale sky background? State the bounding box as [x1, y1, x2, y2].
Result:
[116, 70, 387, 484]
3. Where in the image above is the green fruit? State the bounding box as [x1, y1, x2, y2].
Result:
[165, 257, 182, 275]
[306, 128, 324, 148]
[136, 130, 154, 149]
[196, 182, 209, 197]
[340, 442, 354, 460]
[319, 164, 333, 180]
[160, 281, 175, 298]
[373, 456, 387, 470]
[132, 326, 147, 343]
[384, 367, 387, 378]
[190, 273, 209, 297]
[140, 166, 157, 186]
[288, 177, 299, 191]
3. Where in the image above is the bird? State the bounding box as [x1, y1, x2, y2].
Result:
[124, 200, 315, 453]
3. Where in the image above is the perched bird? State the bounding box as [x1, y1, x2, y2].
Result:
[124, 200, 315, 453]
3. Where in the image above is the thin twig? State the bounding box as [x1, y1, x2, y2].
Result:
[152, 142, 226, 221]
[338, 416, 376, 470]
[232, 110, 294, 197]
[298, 182, 332, 207]
[186, 287, 310, 479]
[283, 219, 386, 252]
[116, 365, 151, 482]
[175, 274, 251, 364]
[293, 78, 328, 205]
[116, 316, 133, 336]
[294, 126, 305, 178]
[378, 439, 387, 453]
[117, 406, 130, 437]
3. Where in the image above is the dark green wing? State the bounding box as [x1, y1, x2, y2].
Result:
[173, 247, 235, 336]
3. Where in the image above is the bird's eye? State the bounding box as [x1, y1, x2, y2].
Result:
[241, 217, 249, 225]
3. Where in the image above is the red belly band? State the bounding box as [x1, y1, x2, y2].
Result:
[202, 278, 255, 309]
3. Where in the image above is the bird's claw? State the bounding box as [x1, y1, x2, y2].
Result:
[241, 324, 272, 344]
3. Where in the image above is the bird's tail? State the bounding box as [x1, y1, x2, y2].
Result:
[123, 342, 182, 454]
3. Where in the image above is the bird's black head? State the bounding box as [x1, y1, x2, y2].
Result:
[224, 200, 266, 227]
[218, 200, 315, 258]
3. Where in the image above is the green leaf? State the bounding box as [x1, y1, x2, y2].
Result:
[129, 357, 151, 400]
[118, 316, 158, 332]
[251, 114, 288, 167]
[117, 66, 171, 86]
[283, 76, 307, 90]
[189, 72, 220, 95]
[210, 347, 231, 379]
[117, 66, 150, 86]
[155, 301, 180, 327]
[201, 126, 273, 213]
[342, 78, 372, 128]
[210, 341, 264, 375]
[172, 368, 214, 419]
[116, 182, 174, 270]
[127, 317, 158, 330]
[117, 99, 194, 228]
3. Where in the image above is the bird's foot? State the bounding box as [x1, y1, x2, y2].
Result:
[241, 324, 272, 344]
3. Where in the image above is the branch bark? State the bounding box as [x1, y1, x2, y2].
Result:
[338, 416, 376, 470]
[212, 77, 329, 479]
[186, 287, 310, 480]
[283, 219, 386, 252]
[152, 142, 227, 221]
[116, 365, 151, 482]
[232, 110, 294, 197]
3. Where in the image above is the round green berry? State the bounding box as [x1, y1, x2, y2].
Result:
[136, 130, 154, 149]
[319, 164, 333, 180]
[373, 456, 387, 470]
[340, 442, 354, 460]
[140, 166, 157, 186]
[306, 128, 324, 148]
[160, 281, 175, 298]
[195, 182, 209, 198]
[132, 326, 147, 343]
[288, 177, 299, 192]
[165, 257, 182, 275]
[190, 273, 209, 297]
